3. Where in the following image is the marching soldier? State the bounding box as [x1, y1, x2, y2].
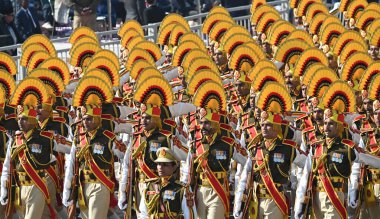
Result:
[0, 78, 70, 219]
[118, 75, 193, 218]
[233, 82, 306, 219]
[62, 76, 125, 219]
[295, 81, 380, 219]
[349, 76, 380, 218]
[139, 147, 197, 218]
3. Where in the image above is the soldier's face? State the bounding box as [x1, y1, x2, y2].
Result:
[82, 115, 100, 132]
[323, 118, 339, 138]
[234, 81, 250, 97]
[141, 113, 156, 131]
[18, 115, 33, 132]
[36, 105, 50, 122]
[157, 162, 176, 177]
[261, 121, 277, 139]
[284, 72, 295, 90]
[213, 50, 227, 66]
[200, 118, 215, 136]
[312, 108, 324, 124]
[363, 99, 373, 114]
[374, 109, 380, 127]
[369, 46, 379, 60]
[249, 94, 256, 108]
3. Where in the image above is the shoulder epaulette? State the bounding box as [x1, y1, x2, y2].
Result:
[55, 106, 69, 113]
[40, 130, 54, 139]
[101, 114, 113, 120]
[0, 126, 5, 132]
[220, 123, 233, 132]
[353, 114, 366, 122]
[294, 114, 308, 122]
[103, 130, 116, 140]
[282, 139, 297, 148]
[302, 126, 315, 134]
[52, 116, 66, 123]
[163, 119, 177, 128]
[221, 136, 235, 145]
[145, 177, 159, 183]
[342, 139, 355, 148]
[175, 180, 186, 186]
[112, 97, 123, 104]
[5, 114, 16, 120]
[159, 130, 172, 137]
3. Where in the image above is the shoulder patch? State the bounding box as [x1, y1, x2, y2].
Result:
[52, 116, 66, 123]
[163, 119, 177, 128]
[342, 139, 355, 148]
[353, 114, 366, 122]
[103, 130, 116, 140]
[159, 130, 172, 137]
[40, 130, 54, 139]
[221, 136, 235, 145]
[282, 139, 297, 148]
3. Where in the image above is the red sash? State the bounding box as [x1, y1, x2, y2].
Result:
[16, 141, 56, 219]
[256, 148, 289, 216]
[138, 158, 158, 179]
[314, 144, 347, 219]
[88, 156, 115, 192]
[195, 133, 229, 218]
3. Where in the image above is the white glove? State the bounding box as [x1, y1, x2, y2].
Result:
[233, 197, 242, 219]
[118, 191, 127, 210]
[348, 189, 358, 208]
[62, 188, 73, 207]
[0, 180, 8, 205]
[233, 211, 242, 219]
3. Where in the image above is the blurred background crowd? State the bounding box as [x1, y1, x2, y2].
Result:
[0, 0, 255, 50]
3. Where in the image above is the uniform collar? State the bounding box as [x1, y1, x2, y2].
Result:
[24, 129, 34, 140]
[39, 118, 50, 129]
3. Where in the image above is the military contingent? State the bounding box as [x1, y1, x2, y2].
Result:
[1, 0, 380, 219]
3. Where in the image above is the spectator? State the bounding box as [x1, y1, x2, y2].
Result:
[40, 0, 54, 29]
[69, 0, 99, 31]
[124, 0, 145, 24]
[15, 0, 42, 42]
[143, 0, 166, 24]
[0, 0, 22, 55]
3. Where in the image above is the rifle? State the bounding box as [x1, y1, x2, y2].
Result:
[124, 146, 134, 219]
[354, 164, 366, 218]
[68, 111, 82, 219]
[242, 146, 258, 218]
[300, 165, 314, 219]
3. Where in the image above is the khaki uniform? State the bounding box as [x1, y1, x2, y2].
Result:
[132, 129, 172, 216]
[74, 128, 117, 219]
[143, 177, 186, 218]
[194, 133, 235, 218]
[312, 138, 356, 218]
[10, 129, 57, 219]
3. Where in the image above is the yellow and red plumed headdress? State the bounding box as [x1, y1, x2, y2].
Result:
[9, 77, 49, 119]
[320, 80, 356, 124]
[256, 82, 292, 124]
[72, 76, 114, 117]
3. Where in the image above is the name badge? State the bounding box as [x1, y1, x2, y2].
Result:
[150, 142, 161, 152]
[93, 143, 105, 155]
[273, 153, 285, 163]
[30, 144, 42, 153]
[215, 150, 227, 160]
[163, 190, 176, 200]
[331, 153, 344, 163]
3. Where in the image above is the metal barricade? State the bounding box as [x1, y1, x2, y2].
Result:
[1, 1, 291, 80]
